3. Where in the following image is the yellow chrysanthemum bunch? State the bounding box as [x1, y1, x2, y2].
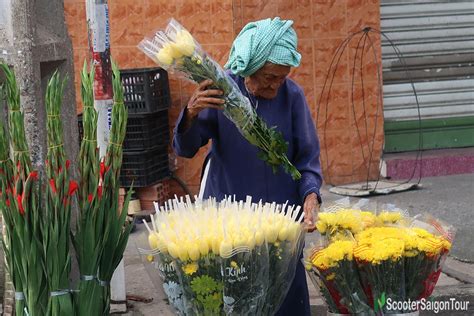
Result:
[412, 228, 451, 256]
[310, 240, 356, 270]
[354, 238, 405, 264]
[315, 209, 365, 235]
[354, 226, 452, 261]
[376, 211, 404, 226]
[361, 211, 377, 228]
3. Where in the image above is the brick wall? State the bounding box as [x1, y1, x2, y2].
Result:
[65, 0, 383, 193]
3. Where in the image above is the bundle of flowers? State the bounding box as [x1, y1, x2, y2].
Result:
[0, 61, 132, 315]
[137, 196, 305, 315]
[138, 19, 301, 180]
[0, 63, 48, 316]
[305, 200, 455, 315]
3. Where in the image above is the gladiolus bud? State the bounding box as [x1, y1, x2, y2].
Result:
[88, 193, 93, 203]
[68, 180, 79, 196]
[100, 161, 106, 179]
[97, 186, 103, 199]
[16, 194, 24, 215]
[49, 179, 57, 194]
[29, 171, 38, 180]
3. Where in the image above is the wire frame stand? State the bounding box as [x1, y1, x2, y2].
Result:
[317, 27, 423, 197]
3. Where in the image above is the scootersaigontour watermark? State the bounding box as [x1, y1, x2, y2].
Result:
[385, 297, 470, 314]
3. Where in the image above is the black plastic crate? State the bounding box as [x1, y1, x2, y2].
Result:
[120, 165, 169, 188]
[78, 110, 170, 151]
[121, 67, 171, 114]
[120, 146, 169, 187]
[123, 110, 170, 150]
[121, 145, 168, 169]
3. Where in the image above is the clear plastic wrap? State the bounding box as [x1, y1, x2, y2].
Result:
[137, 232, 186, 315]
[262, 219, 305, 315]
[304, 236, 373, 315]
[405, 213, 455, 300]
[306, 198, 456, 315]
[139, 19, 301, 179]
[137, 195, 305, 315]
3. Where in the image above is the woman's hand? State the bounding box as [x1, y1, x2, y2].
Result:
[186, 79, 225, 120]
[303, 192, 320, 232]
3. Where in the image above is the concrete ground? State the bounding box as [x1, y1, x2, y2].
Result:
[320, 174, 474, 262]
[119, 174, 474, 315]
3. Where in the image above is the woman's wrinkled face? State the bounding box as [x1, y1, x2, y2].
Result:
[245, 63, 291, 99]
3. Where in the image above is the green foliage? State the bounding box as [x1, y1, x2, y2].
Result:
[190, 275, 224, 314]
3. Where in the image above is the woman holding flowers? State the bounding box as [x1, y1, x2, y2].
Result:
[173, 17, 322, 315]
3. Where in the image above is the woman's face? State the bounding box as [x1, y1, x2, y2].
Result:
[245, 63, 291, 99]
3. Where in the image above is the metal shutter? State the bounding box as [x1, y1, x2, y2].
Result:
[381, 0, 474, 152]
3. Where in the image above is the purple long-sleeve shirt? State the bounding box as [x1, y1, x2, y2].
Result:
[173, 74, 323, 207]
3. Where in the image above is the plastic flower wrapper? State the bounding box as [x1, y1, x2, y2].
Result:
[260, 203, 306, 315]
[217, 198, 270, 315]
[137, 227, 185, 315]
[404, 214, 455, 300]
[376, 203, 410, 227]
[136, 195, 305, 315]
[138, 19, 301, 180]
[304, 236, 373, 315]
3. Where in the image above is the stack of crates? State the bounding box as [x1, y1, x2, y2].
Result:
[119, 67, 171, 187]
[78, 67, 171, 188]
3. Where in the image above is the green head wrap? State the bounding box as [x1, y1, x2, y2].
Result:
[225, 17, 301, 77]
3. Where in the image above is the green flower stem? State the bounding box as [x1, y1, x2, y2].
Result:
[177, 54, 301, 180]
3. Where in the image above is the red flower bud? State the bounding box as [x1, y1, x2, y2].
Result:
[100, 161, 106, 179]
[68, 180, 79, 196]
[17, 194, 24, 215]
[49, 179, 57, 194]
[66, 160, 71, 170]
[97, 185, 103, 199]
[88, 193, 93, 203]
[5, 199, 10, 207]
[29, 171, 38, 180]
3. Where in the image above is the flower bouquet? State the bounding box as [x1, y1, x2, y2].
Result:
[305, 200, 455, 315]
[73, 61, 134, 315]
[138, 19, 301, 180]
[0, 63, 52, 316]
[0, 61, 132, 316]
[137, 196, 305, 315]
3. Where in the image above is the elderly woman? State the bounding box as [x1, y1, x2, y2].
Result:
[173, 17, 322, 315]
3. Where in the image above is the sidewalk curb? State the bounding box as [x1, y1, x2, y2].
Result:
[443, 266, 474, 284]
[431, 284, 474, 298]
